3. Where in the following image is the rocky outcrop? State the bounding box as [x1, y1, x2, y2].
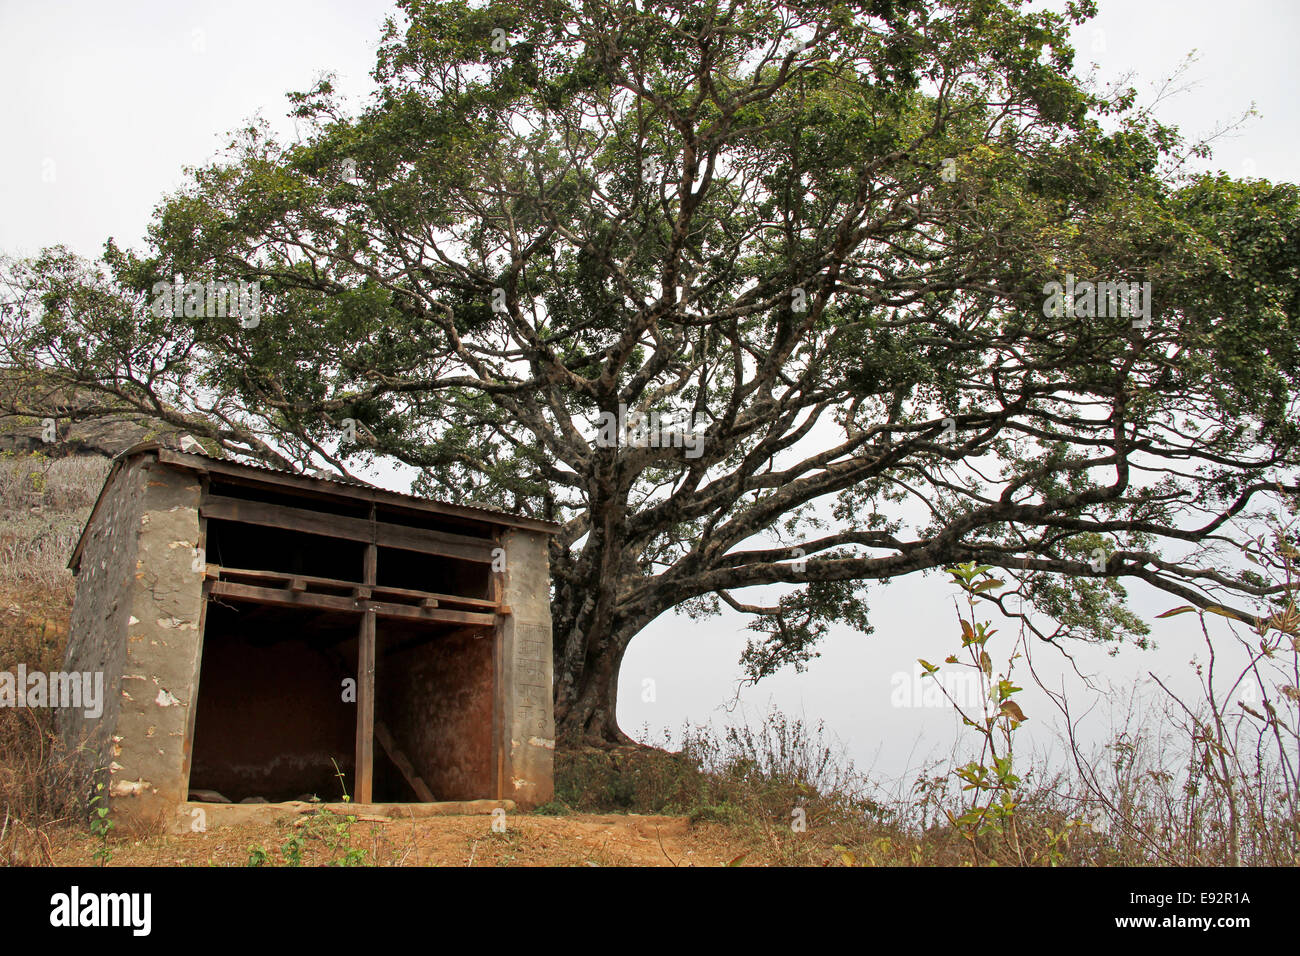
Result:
[0, 372, 196, 459]
[1, 412, 185, 459]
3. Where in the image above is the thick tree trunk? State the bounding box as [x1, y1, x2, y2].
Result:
[553, 634, 634, 748]
[549, 498, 657, 748]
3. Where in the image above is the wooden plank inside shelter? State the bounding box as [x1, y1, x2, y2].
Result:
[199, 494, 496, 563]
[205, 581, 497, 625]
[207, 566, 499, 607]
[355, 606, 376, 803]
[375, 721, 435, 802]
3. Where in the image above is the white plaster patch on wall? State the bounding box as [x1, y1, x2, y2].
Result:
[155, 689, 180, 707]
[528, 736, 556, 750]
[110, 779, 153, 797]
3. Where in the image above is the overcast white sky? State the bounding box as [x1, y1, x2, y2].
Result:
[2, 0, 1295, 784]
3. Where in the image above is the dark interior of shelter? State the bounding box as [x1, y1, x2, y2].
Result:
[185, 476, 499, 804]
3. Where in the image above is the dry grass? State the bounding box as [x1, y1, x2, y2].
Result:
[0, 452, 108, 594]
[0, 584, 86, 865]
[0, 451, 107, 864]
[550, 692, 1298, 867]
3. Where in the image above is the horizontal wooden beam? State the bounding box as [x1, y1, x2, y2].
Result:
[209, 565, 499, 609]
[199, 494, 496, 563]
[208, 581, 497, 627]
[211, 580, 356, 612]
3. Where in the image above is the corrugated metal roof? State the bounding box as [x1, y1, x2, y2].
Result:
[154, 445, 547, 525]
[181, 447, 400, 493]
[69, 442, 557, 571]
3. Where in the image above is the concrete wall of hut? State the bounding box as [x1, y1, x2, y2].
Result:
[62, 459, 205, 832]
[499, 527, 555, 808]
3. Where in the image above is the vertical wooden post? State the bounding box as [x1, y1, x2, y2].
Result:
[355, 507, 378, 803]
[355, 608, 375, 803]
[492, 532, 505, 800]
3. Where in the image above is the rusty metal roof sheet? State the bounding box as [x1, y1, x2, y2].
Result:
[68, 442, 557, 572]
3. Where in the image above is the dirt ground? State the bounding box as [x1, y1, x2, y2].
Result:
[47, 813, 772, 867]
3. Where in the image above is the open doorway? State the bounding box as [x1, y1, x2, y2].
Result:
[374, 621, 496, 802]
[187, 601, 356, 802]
[187, 598, 498, 804]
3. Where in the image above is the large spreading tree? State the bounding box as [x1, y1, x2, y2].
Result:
[3, 0, 1298, 745]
